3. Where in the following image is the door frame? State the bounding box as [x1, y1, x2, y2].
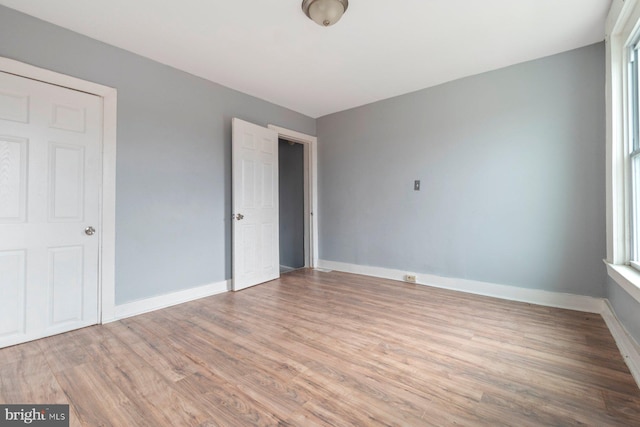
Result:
[0, 57, 117, 323]
[268, 125, 318, 268]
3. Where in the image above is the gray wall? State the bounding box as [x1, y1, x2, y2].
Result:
[606, 277, 640, 344]
[0, 6, 315, 304]
[0, 4, 611, 304]
[317, 43, 606, 297]
[278, 140, 305, 269]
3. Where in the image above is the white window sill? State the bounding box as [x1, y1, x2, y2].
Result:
[605, 261, 640, 304]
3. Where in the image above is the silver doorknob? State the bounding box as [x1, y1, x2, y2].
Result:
[236, 213, 244, 221]
[85, 226, 96, 236]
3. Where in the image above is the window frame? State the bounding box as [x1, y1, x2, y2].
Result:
[605, 0, 640, 303]
[628, 42, 640, 267]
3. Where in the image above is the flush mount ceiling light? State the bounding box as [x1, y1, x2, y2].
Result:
[302, 0, 349, 27]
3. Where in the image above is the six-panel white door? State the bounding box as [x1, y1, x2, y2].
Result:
[232, 118, 279, 291]
[0, 71, 102, 348]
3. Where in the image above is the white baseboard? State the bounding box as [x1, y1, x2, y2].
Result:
[108, 280, 230, 322]
[317, 260, 604, 313]
[601, 300, 640, 388]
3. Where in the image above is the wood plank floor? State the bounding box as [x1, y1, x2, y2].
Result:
[1, 269, 639, 426]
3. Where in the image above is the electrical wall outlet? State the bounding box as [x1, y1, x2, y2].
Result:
[405, 274, 417, 283]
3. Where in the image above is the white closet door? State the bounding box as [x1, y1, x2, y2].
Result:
[0, 71, 102, 348]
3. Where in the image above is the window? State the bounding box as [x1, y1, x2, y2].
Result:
[606, 0, 640, 301]
[611, 1, 640, 269]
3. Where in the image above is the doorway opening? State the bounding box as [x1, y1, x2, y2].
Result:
[232, 121, 317, 290]
[268, 124, 318, 273]
[279, 138, 306, 273]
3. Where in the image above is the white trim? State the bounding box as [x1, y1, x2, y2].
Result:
[606, 0, 640, 265]
[601, 299, 640, 388]
[268, 125, 319, 268]
[607, 0, 625, 35]
[109, 280, 230, 322]
[0, 57, 118, 323]
[318, 260, 605, 313]
[606, 0, 631, 264]
[605, 261, 640, 303]
[605, 21, 626, 264]
[100, 90, 117, 322]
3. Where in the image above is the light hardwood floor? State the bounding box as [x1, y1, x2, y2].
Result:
[1, 269, 639, 426]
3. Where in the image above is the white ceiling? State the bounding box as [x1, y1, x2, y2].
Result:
[0, 0, 611, 118]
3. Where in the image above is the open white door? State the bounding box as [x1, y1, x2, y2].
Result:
[232, 118, 279, 291]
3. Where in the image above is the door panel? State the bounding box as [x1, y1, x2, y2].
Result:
[0, 250, 26, 338]
[232, 118, 279, 291]
[0, 71, 101, 348]
[261, 223, 275, 271]
[0, 136, 27, 221]
[51, 103, 86, 132]
[0, 90, 28, 123]
[48, 246, 84, 326]
[49, 142, 85, 221]
[262, 161, 274, 207]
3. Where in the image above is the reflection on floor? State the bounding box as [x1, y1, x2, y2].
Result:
[280, 265, 301, 274]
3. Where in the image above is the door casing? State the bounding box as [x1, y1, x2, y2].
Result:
[0, 57, 118, 323]
[268, 125, 318, 269]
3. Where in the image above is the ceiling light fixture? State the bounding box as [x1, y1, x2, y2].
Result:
[302, 0, 349, 27]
